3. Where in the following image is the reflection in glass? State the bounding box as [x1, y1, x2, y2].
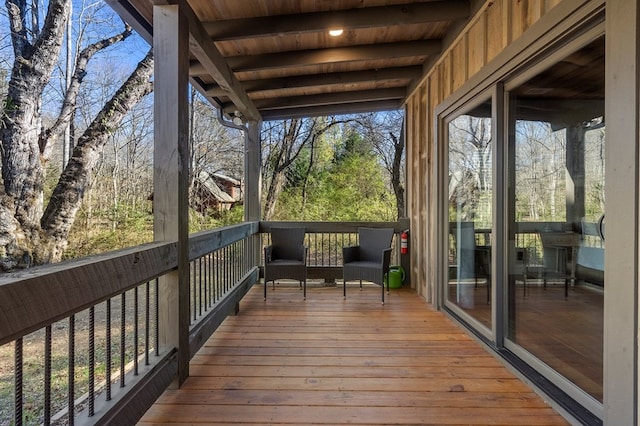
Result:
[447, 100, 492, 329]
[507, 37, 604, 402]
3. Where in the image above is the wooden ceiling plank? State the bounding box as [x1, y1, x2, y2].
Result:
[222, 87, 406, 112]
[204, 1, 470, 40]
[203, 66, 423, 97]
[227, 40, 442, 72]
[261, 100, 403, 121]
[175, 0, 260, 120]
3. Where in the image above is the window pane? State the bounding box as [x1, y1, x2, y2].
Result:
[507, 37, 604, 402]
[447, 99, 492, 329]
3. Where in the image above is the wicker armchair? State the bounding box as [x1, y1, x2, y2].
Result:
[264, 227, 308, 300]
[343, 227, 394, 304]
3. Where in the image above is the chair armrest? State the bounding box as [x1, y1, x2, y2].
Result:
[382, 247, 392, 273]
[264, 245, 273, 262]
[343, 245, 360, 263]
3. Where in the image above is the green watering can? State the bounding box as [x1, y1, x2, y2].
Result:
[384, 265, 405, 289]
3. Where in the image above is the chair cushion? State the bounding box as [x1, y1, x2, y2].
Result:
[357, 228, 394, 262]
[343, 260, 386, 286]
[271, 227, 305, 260]
[344, 260, 380, 269]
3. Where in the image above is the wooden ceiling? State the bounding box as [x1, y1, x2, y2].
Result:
[107, 0, 473, 121]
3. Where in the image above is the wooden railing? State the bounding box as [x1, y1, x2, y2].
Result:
[187, 223, 260, 358]
[448, 221, 604, 284]
[0, 220, 407, 425]
[0, 242, 177, 426]
[0, 222, 258, 426]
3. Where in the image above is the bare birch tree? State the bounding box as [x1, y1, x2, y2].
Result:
[1, 0, 153, 267]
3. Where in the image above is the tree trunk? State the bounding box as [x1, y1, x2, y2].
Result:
[40, 25, 133, 158]
[1, 0, 71, 260]
[263, 170, 285, 221]
[261, 119, 301, 220]
[40, 51, 154, 261]
[390, 125, 405, 218]
[0, 189, 31, 270]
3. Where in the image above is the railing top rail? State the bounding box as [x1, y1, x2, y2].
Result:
[0, 222, 262, 346]
[189, 221, 259, 260]
[1, 220, 406, 346]
[260, 219, 409, 234]
[0, 241, 176, 346]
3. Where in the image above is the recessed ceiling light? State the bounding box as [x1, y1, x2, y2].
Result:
[329, 29, 344, 37]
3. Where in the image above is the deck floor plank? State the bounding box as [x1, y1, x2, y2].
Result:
[139, 284, 569, 425]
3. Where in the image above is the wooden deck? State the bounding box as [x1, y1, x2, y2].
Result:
[139, 283, 570, 425]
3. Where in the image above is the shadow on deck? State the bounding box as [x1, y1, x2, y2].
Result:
[139, 283, 569, 425]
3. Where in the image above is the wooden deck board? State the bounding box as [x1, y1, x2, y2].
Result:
[139, 284, 569, 425]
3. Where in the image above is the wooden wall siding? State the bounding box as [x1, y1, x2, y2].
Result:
[546, 0, 565, 10]
[467, 14, 487, 78]
[451, 36, 468, 92]
[407, 95, 420, 292]
[486, 1, 509, 63]
[418, 85, 428, 298]
[404, 0, 564, 296]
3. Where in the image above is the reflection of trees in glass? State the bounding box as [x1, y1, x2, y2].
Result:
[515, 118, 605, 223]
[515, 121, 566, 222]
[448, 114, 492, 227]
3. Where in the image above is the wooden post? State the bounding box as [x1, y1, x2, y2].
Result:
[153, 4, 190, 386]
[245, 120, 262, 266]
[245, 120, 262, 222]
[565, 124, 585, 226]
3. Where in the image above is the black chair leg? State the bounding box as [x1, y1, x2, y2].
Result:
[487, 278, 491, 304]
[343, 279, 346, 299]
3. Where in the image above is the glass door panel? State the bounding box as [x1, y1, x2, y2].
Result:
[447, 99, 493, 329]
[506, 36, 604, 402]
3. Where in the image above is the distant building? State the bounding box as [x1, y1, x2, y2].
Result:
[193, 171, 242, 214]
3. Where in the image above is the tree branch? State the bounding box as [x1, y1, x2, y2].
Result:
[5, 0, 30, 54]
[40, 49, 154, 260]
[30, 0, 70, 68]
[39, 23, 134, 153]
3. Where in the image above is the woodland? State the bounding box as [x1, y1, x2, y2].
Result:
[0, 0, 404, 270]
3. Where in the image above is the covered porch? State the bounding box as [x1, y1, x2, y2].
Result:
[5, 0, 640, 425]
[0, 222, 571, 425]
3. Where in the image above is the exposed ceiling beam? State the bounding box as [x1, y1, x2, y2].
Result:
[204, 1, 470, 40]
[203, 66, 423, 97]
[105, 0, 153, 43]
[223, 88, 406, 113]
[177, 0, 260, 121]
[261, 100, 402, 121]
[201, 41, 441, 73]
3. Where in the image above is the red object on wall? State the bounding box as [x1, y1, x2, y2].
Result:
[400, 231, 408, 254]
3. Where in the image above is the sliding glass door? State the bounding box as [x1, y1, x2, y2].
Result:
[505, 36, 605, 403]
[446, 99, 493, 331]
